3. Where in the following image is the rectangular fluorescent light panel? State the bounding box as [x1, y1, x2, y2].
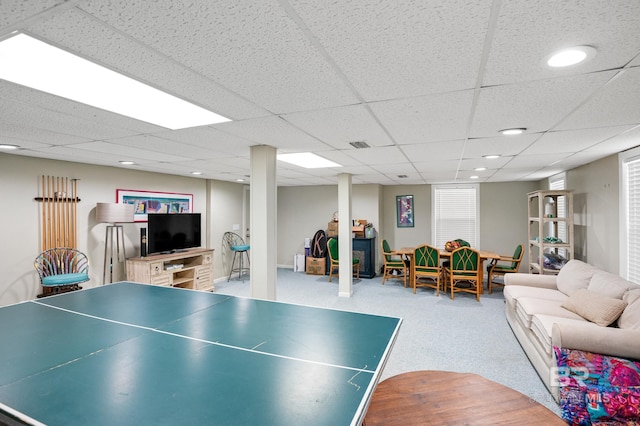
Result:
[0, 33, 231, 130]
[277, 153, 341, 168]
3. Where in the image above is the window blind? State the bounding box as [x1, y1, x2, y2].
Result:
[625, 156, 640, 283]
[433, 185, 478, 249]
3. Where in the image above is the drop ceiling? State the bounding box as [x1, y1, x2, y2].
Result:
[1, 0, 639, 186]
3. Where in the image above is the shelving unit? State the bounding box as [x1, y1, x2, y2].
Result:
[528, 190, 574, 275]
[126, 248, 214, 291]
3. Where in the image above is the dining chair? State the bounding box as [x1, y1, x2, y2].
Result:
[381, 239, 407, 287]
[487, 244, 524, 294]
[413, 244, 441, 295]
[327, 238, 360, 282]
[443, 246, 481, 301]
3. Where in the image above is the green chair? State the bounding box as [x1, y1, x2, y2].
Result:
[443, 246, 481, 301]
[413, 244, 441, 295]
[381, 239, 408, 287]
[487, 244, 524, 294]
[327, 238, 360, 282]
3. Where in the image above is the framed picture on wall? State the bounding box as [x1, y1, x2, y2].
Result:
[117, 189, 193, 222]
[396, 195, 414, 228]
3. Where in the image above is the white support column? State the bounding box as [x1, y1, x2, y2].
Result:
[338, 173, 353, 298]
[250, 145, 277, 301]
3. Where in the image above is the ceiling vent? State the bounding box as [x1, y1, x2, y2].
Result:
[349, 141, 370, 149]
[397, 175, 408, 179]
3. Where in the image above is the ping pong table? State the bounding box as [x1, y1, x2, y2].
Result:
[0, 282, 401, 425]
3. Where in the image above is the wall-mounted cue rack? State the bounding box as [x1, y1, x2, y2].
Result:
[35, 176, 81, 250]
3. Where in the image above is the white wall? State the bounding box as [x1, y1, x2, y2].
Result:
[208, 179, 247, 279]
[480, 182, 539, 272]
[276, 184, 383, 267]
[381, 185, 430, 250]
[0, 153, 220, 306]
[0, 151, 625, 306]
[567, 154, 619, 273]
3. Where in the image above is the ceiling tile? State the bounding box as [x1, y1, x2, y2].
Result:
[283, 104, 393, 149]
[371, 90, 475, 144]
[484, 0, 640, 86]
[28, 7, 269, 120]
[463, 134, 539, 158]
[470, 71, 617, 137]
[2, 1, 639, 186]
[556, 67, 640, 130]
[401, 140, 466, 162]
[522, 126, 634, 156]
[290, 0, 492, 100]
[71, 141, 193, 162]
[78, 0, 358, 113]
[216, 116, 326, 151]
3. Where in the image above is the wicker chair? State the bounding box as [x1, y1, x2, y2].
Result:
[327, 238, 360, 282]
[381, 239, 408, 287]
[487, 244, 524, 294]
[413, 244, 441, 295]
[443, 246, 481, 301]
[34, 248, 89, 297]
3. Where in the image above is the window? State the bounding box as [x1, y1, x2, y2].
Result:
[432, 185, 479, 248]
[620, 147, 640, 282]
[549, 173, 567, 257]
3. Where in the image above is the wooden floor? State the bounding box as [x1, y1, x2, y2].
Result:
[364, 370, 565, 425]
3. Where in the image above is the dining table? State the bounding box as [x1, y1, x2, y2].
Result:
[394, 246, 500, 294]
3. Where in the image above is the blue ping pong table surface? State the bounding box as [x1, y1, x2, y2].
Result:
[0, 282, 401, 425]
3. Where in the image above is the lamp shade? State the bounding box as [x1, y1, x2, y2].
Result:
[96, 203, 135, 223]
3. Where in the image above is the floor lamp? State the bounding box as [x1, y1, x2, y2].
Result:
[96, 203, 135, 284]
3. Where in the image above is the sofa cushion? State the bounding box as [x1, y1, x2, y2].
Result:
[618, 288, 640, 330]
[588, 271, 633, 299]
[556, 259, 598, 296]
[503, 285, 568, 311]
[561, 289, 628, 327]
[515, 297, 584, 328]
[530, 314, 590, 356]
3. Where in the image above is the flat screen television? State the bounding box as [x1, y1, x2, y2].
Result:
[147, 213, 201, 255]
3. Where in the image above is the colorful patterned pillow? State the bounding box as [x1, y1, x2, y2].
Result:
[554, 347, 640, 425]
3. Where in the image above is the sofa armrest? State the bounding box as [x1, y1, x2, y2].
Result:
[504, 272, 558, 289]
[552, 322, 640, 360]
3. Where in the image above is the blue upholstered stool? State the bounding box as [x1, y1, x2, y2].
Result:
[223, 232, 250, 282]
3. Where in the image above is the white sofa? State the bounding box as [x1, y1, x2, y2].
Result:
[503, 259, 640, 399]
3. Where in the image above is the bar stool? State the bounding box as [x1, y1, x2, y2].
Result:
[223, 232, 250, 282]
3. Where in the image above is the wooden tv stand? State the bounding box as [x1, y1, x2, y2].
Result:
[126, 248, 214, 291]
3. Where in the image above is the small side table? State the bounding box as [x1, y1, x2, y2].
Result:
[364, 370, 564, 425]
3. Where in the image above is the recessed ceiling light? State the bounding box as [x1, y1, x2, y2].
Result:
[277, 152, 341, 169]
[190, 171, 202, 175]
[0, 144, 19, 150]
[0, 33, 231, 130]
[483, 154, 500, 159]
[546, 46, 596, 68]
[236, 178, 245, 182]
[470, 175, 479, 179]
[474, 167, 486, 171]
[500, 128, 526, 135]
[119, 160, 135, 165]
